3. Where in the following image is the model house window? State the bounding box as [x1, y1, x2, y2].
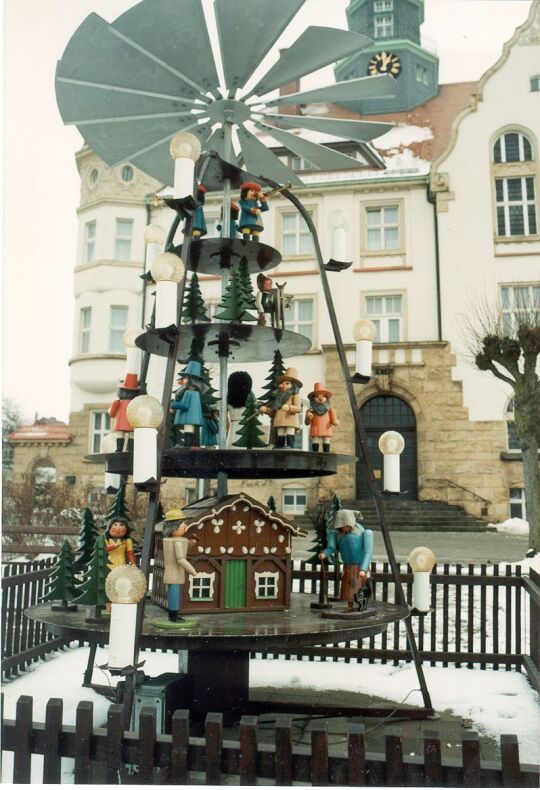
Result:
[90, 411, 111, 453]
[365, 206, 400, 251]
[374, 14, 393, 38]
[365, 294, 403, 342]
[509, 488, 526, 520]
[505, 398, 520, 451]
[282, 487, 307, 515]
[115, 219, 134, 261]
[493, 131, 537, 238]
[281, 211, 314, 256]
[85, 221, 96, 263]
[189, 572, 215, 601]
[109, 305, 129, 352]
[254, 571, 279, 600]
[500, 284, 540, 336]
[284, 297, 314, 346]
[79, 306, 92, 353]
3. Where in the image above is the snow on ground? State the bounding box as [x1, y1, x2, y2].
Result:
[2, 644, 538, 784]
[490, 517, 529, 536]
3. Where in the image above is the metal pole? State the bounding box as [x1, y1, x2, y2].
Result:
[217, 120, 234, 498]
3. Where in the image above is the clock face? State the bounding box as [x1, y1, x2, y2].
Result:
[368, 51, 401, 78]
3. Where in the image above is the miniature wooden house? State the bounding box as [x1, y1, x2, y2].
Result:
[152, 493, 307, 613]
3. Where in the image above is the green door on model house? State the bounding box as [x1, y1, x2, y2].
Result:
[224, 559, 247, 608]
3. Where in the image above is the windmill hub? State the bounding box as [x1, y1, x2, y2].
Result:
[206, 99, 251, 126]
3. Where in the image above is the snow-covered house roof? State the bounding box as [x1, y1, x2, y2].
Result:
[182, 492, 308, 537]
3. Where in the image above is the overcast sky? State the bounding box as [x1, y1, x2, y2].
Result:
[2, 0, 534, 423]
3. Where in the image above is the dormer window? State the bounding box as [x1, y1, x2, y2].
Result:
[374, 0, 393, 11]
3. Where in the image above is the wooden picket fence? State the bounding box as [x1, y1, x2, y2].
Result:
[2, 559, 539, 686]
[2, 695, 539, 786]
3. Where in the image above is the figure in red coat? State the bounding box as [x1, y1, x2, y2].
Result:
[109, 373, 141, 452]
[304, 382, 339, 453]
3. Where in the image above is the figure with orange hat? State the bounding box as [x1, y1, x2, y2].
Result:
[238, 181, 269, 241]
[259, 367, 302, 449]
[305, 382, 340, 453]
[109, 373, 141, 452]
[170, 361, 207, 448]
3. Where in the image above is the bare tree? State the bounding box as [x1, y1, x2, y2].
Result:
[467, 301, 539, 555]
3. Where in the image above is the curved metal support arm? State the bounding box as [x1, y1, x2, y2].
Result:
[263, 178, 433, 712]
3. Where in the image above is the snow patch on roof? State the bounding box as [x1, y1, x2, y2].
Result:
[376, 123, 434, 149]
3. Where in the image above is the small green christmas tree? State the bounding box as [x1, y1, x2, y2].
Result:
[233, 392, 267, 449]
[214, 266, 257, 322]
[237, 257, 258, 311]
[73, 535, 110, 613]
[74, 507, 99, 569]
[182, 272, 209, 324]
[266, 496, 277, 512]
[42, 541, 78, 610]
[106, 482, 130, 522]
[259, 349, 286, 405]
[332, 493, 343, 512]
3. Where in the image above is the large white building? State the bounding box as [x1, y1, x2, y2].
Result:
[10, 1, 539, 525]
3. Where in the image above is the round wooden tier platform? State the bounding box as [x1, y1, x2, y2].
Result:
[135, 323, 311, 362]
[26, 598, 410, 718]
[87, 448, 357, 479]
[173, 238, 280, 275]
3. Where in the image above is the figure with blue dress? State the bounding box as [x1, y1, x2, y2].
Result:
[179, 184, 207, 238]
[319, 509, 373, 612]
[170, 360, 207, 448]
[238, 181, 269, 241]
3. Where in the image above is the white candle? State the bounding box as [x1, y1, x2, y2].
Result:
[132, 427, 158, 484]
[108, 603, 138, 670]
[355, 339, 373, 379]
[173, 157, 195, 199]
[383, 453, 400, 493]
[155, 280, 178, 328]
[412, 571, 431, 612]
[331, 226, 347, 262]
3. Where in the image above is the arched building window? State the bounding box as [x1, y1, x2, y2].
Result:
[492, 130, 538, 238]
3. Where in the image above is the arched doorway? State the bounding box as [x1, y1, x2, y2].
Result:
[356, 395, 418, 500]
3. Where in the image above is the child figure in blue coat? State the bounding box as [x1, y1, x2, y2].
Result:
[319, 509, 373, 612]
[170, 361, 207, 448]
[238, 181, 269, 241]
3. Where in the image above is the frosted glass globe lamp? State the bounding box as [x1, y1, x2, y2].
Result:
[106, 565, 147, 672]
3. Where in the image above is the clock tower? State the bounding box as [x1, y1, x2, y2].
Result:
[334, 0, 439, 114]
